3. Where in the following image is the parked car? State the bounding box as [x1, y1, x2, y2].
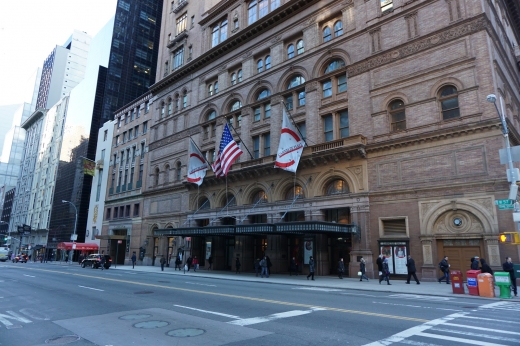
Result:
[15, 254, 28, 263]
[80, 254, 112, 269]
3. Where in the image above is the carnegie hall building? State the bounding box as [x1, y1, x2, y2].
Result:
[102, 0, 520, 280]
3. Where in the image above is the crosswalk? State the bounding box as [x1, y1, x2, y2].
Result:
[366, 301, 520, 346]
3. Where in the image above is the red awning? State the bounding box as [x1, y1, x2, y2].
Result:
[57, 242, 99, 251]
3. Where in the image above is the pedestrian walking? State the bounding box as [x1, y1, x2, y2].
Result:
[260, 256, 269, 278]
[405, 254, 420, 284]
[359, 257, 369, 282]
[307, 256, 315, 281]
[379, 257, 391, 285]
[338, 258, 345, 279]
[235, 256, 241, 274]
[193, 256, 199, 272]
[376, 254, 384, 282]
[438, 256, 450, 284]
[290, 257, 298, 276]
[266, 256, 272, 275]
[160, 255, 166, 271]
[186, 256, 193, 271]
[175, 255, 182, 270]
[131, 252, 137, 269]
[480, 258, 493, 275]
[470, 256, 480, 270]
[502, 257, 517, 297]
[208, 256, 213, 270]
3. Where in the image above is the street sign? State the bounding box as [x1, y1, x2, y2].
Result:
[498, 204, 514, 210]
[495, 199, 514, 205]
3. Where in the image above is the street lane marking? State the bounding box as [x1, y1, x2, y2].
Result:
[441, 323, 520, 335]
[7, 266, 429, 323]
[478, 301, 520, 311]
[414, 332, 506, 346]
[0, 311, 32, 328]
[430, 327, 520, 343]
[460, 315, 518, 324]
[78, 285, 104, 291]
[185, 282, 217, 287]
[228, 309, 313, 326]
[173, 304, 240, 319]
[376, 301, 462, 312]
[388, 294, 451, 301]
[23, 274, 35, 277]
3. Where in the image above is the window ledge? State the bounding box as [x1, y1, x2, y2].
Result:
[173, 0, 188, 14]
[167, 30, 188, 48]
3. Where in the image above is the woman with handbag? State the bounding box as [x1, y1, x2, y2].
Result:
[359, 257, 369, 281]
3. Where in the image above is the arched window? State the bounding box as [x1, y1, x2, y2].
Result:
[176, 161, 181, 181]
[175, 94, 180, 110]
[265, 55, 271, 70]
[207, 110, 216, 121]
[154, 168, 160, 186]
[182, 90, 187, 108]
[208, 84, 213, 97]
[237, 69, 243, 82]
[439, 86, 460, 120]
[231, 73, 237, 85]
[167, 99, 172, 115]
[323, 26, 331, 42]
[161, 103, 165, 118]
[389, 99, 406, 132]
[324, 59, 346, 73]
[287, 75, 306, 89]
[199, 197, 210, 209]
[285, 185, 304, 200]
[287, 44, 295, 59]
[326, 179, 349, 195]
[257, 59, 264, 73]
[252, 190, 268, 204]
[214, 82, 219, 94]
[296, 40, 304, 54]
[257, 88, 271, 100]
[164, 165, 170, 183]
[334, 21, 343, 37]
[223, 193, 236, 206]
[230, 100, 242, 111]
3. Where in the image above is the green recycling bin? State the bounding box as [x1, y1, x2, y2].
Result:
[494, 272, 512, 299]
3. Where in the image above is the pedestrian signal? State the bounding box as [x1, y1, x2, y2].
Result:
[499, 232, 520, 244]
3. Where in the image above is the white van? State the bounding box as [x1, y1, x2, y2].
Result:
[0, 247, 8, 261]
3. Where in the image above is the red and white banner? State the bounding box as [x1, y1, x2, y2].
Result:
[187, 139, 209, 185]
[274, 108, 304, 173]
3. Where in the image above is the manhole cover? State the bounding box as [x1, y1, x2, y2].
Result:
[45, 335, 81, 344]
[158, 281, 170, 283]
[119, 314, 152, 320]
[134, 320, 169, 329]
[167, 328, 205, 338]
[134, 291, 154, 294]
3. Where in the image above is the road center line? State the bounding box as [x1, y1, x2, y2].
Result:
[173, 305, 240, 319]
[228, 309, 313, 326]
[10, 266, 429, 323]
[78, 285, 104, 291]
[23, 274, 35, 277]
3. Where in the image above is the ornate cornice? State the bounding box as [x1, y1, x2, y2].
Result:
[347, 15, 488, 77]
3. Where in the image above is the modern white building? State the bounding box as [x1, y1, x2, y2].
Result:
[86, 120, 115, 247]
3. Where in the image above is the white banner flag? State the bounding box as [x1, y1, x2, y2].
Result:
[187, 139, 209, 185]
[274, 108, 305, 173]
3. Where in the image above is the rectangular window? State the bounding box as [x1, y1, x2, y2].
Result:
[264, 103, 271, 118]
[253, 136, 260, 159]
[285, 95, 293, 110]
[115, 135, 120, 145]
[134, 125, 139, 136]
[145, 102, 149, 113]
[113, 206, 118, 218]
[173, 46, 184, 70]
[96, 169, 103, 201]
[111, 172, 115, 188]
[381, 0, 393, 13]
[254, 107, 261, 122]
[323, 80, 332, 98]
[106, 208, 111, 220]
[259, 0, 268, 18]
[337, 75, 347, 93]
[298, 122, 306, 141]
[124, 114, 129, 124]
[125, 205, 130, 217]
[103, 130, 108, 141]
[298, 91, 306, 106]
[143, 121, 148, 134]
[248, 1, 257, 24]
[176, 12, 188, 34]
[183, 94, 187, 108]
[324, 115, 333, 142]
[128, 129, 133, 139]
[118, 172, 122, 187]
[339, 110, 349, 138]
[101, 149, 105, 160]
[132, 147, 136, 162]
[141, 142, 145, 156]
[130, 167, 135, 184]
[139, 164, 144, 181]
[134, 203, 140, 217]
[124, 169, 128, 185]
[263, 132, 270, 156]
[130, 109, 135, 121]
[123, 132, 127, 143]
[118, 117, 121, 128]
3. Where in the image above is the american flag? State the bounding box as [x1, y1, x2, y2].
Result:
[212, 124, 243, 177]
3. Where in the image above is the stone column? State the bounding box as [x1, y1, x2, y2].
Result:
[419, 236, 436, 281]
[483, 235, 501, 267]
[342, 1, 355, 33]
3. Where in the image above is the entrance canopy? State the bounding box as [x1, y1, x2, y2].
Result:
[57, 242, 99, 251]
[154, 221, 358, 237]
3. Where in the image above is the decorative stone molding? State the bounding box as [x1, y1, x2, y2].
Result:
[347, 16, 487, 77]
[305, 81, 318, 92]
[421, 239, 433, 265]
[242, 51, 253, 60]
[270, 35, 282, 44]
[218, 64, 227, 71]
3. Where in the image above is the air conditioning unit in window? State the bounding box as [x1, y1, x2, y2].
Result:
[96, 159, 104, 169]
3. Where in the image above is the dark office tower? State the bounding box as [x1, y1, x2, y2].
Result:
[101, 0, 163, 123]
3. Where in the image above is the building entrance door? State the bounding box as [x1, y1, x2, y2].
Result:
[437, 239, 482, 281]
[330, 236, 351, 276]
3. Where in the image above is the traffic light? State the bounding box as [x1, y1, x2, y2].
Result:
[499, 232, 520, 244]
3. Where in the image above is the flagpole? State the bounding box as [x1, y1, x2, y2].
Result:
[189, 136, 212, 167]
[282, 102, 308, 147]
[79, 156, 96, 162]
[227, 121, 254, 160]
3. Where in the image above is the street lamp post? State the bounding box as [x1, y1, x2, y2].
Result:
[487, 94, 518, 202]
[62, 200, 78, 264]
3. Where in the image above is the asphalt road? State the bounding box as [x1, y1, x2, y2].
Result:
[1, 262, 519, 346]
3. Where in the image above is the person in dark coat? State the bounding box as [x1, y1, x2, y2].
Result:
[254, 258, 260, 277]
[160, 255, 166, 271]
[480, 258, 493, 275]
[260, 256, 269, 278]
[470, 256, 480, 270]
[131, 252, 137, 269]
[359, 257, 369, 281]
[290, 257, 298, 276]
[175, 256, 182, 270]
[186, 256, 193, 271]
[235, 256, 241, 274]
[381, 257, 391, 285]
[338, 258, 345, 279]
[307, 256, 315, 281]
[503, 257, 517, 297]
[208, 256, 213, 270]
[266, 256, 272, 275]
[376, 255, 384, 283]
[438, 256, 450, 284]
[406, 254, 420, 284]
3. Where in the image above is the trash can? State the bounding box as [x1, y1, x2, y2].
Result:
[494, 271, 512, 299]
[477, 273, 495, 298]
[466, 269, 481, 296]
[450, 270, 465, 294]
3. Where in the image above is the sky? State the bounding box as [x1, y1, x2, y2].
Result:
[0, 0, 118, 106]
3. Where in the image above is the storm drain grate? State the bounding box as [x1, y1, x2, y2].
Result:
[45, 335, 81, 344]
[167, 328, 205, 338]
[134, 291, 154, 294]
[134, 320, 170, 329]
